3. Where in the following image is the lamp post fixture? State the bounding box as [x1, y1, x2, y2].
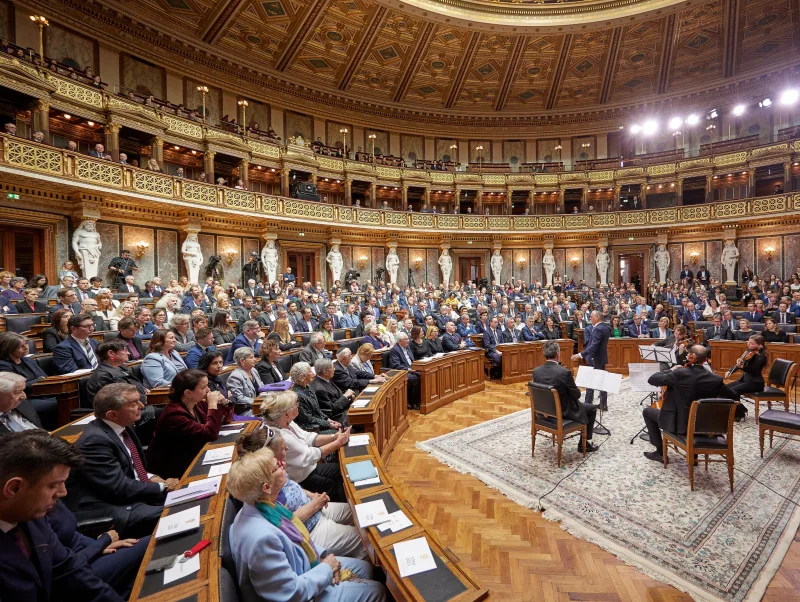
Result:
[368, 133, 376, 162]
[30, 15, 49, 61]
[476, 145, 484, 173]
[237, 100, 248, 136]
[339, 128, 348, 156]
[197, 86, 209, 123]
[706, 123, 716, 154]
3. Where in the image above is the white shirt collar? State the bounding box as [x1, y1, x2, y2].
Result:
[0, 519, 17, 533]
[102, 419, 125, 437]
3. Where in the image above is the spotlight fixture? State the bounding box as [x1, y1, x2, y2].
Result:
[732, 104, 745, 117]
[780, 89, 799, 106]
[642, 120, 658, 136]
[686, 114, 700, 126]
[759, 98, 772, 108]
[668, 117, 683, 130]
[630, 124, 641, 134]
[708, 109, 718, 119]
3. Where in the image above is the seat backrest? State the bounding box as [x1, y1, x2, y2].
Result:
[219, 495, 239, 576]
[219, 370, 233, 387]
[380, 347, 391, 366]
[275, 353, 294, 375]
[299, 333, 312, 346]
[130, 364, 143, 381]
[26, 340, 38, 355]
[527, 381, 560, 420]
[768, 359, 796, 389]
[78, 374, 94, 408]
[692, 399, 737, 435]
[103, 331, 119, 342]
[218, 566, 240, 602]
[332, 328, 346, 341]
[6, 314, 44, 334]
[34, 354, 57, 377]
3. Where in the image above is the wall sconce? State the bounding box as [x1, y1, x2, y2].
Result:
[414, 257, 423, 270]
[571, 257, 580, 269]
[225, 248, 238, 265]
[765, 247, 775, 260]
[689, 251, 700, 264]
[135, 241, 150, 258]
[358, 256, 368, 270]
[518, 257, 526, 269]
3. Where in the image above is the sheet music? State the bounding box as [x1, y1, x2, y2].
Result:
[628, 363, 662, 393]
[575, 366, 622, 394]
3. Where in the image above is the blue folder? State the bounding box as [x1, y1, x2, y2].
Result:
[345, 460, 378, 482]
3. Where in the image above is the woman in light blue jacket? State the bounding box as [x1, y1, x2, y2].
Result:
[226, 346, 264, 415]
[141, 329, 187, 388]
[227, 447, 385, 602]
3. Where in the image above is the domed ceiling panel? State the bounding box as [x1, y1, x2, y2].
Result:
[736, 0, 799, 75]
[667, 1, 724, 91]
[608, 20, 665, 102]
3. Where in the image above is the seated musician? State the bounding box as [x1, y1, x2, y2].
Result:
[641, 345, 738, 462]
[725, 334, 768, 396]
[532, 341, 598, 453]
[655, 323, 692, 368]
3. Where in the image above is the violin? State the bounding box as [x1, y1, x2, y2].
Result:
[728, 348, 757, 377]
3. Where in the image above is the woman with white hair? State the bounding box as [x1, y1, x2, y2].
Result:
[290, 362, 338, 433]
[170, 313, 196, 353]
[154, 293, 179, 323]
[227, 346, 264, 415]
[227, 447, 385, 602]
[261, 391, 349, 501]
[236, 428, 367, 559]
[110, 301, 135, 331]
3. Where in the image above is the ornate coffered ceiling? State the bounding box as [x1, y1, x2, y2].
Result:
[26, 0, 800, 129]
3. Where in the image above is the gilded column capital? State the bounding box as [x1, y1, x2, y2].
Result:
[104, 123, 121, 134]
[151, 136, 164, 147]
[33, 99, 50, 112]
[204, 150, 216, 159]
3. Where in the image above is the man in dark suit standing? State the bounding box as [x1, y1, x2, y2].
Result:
[65, 383, 180, 538]
[310, 358, 355, 425]
[386, 333, 421, 409]
[53, 313, 100, 375]
[532, 341, 598, 452]
[0, 430, 125, 602]
[571, 310, 610, 411]
[696, 265, 710, 288]
[679, 265, 694, 281]
[642, 345, 738, 461]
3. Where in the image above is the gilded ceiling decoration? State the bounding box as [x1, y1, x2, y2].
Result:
[31, 0, 800, 125]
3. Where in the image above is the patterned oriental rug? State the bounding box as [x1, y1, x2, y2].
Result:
[418, 379, 800, 602]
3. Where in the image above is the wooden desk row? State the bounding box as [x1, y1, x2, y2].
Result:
[496, 339, 575, 384]
[413, 349, 485, 414]
[339, 433, 488, 602]
[347, 370, 409, 464]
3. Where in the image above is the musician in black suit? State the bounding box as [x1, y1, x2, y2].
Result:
[642, 345, 738, 461]
[571, 311, 610, 411]
[0, 431, 124, 602]
[532, 341, 598, 452]
[64, 383, 180, 538]
[310, 358, 355, 425]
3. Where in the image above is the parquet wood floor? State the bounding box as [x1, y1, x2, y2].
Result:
[384, 381, 800, 602]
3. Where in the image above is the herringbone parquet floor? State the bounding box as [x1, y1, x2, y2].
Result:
[384, 381, 800, 602]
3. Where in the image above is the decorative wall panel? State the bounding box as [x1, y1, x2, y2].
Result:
[0, 3, 9, 40]
[552, 248, 566, 283]
[397, 247, 409, 287]
[706, 240, 723, 282]
[513, 249, 530, 283]
[503, 141, 525, 169]
[245, 99, 271, 131]
[196, 234, 216, 282]
[737, 239, 755, 279]
[185, 79, 221, 124]
[682, 241, 705, 272]
[365, 129, 389, 158]
[408, 248, 427, 285]
[566, 247, 583, 283]
[783, 235, 800, 279]
[216, 237, 242, 286]
[583, 247, 597, 287]
[96, 222, 120, 284]
[426, 249, 439, 287]
[121, 55, 164, 98]
[530, 248, 543, 285]
[401, 135, 424, 163]
[285, 112, 313, 141]
[352, 246, 373, 285]
[325, 121, 352, 150]
[756, 236, 783, 281]
[667, 243, 682, 282]
[47, 23, 95, 71]
[157, 229, 179, 282]
[500, 250, 513, 285]
[122, 226, 155, 283]
[372, 246, 386, 284]
[339, 246, 353, 283]
[57, 218, 69, 271]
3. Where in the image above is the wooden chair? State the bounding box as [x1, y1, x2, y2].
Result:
[749, 359, 797, 422]
[662, 398, 739, 492]
[758, 409, 800, 457]
[528, 381, 586, 467]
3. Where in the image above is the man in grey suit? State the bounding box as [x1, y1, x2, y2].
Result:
[532, 341, 598, 453]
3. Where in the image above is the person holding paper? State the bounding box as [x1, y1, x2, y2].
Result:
[571, 311, 610, 411]
[227, 447, 386, 602]
[65, 383, 180, 538]
[533, 341, 598, 453]
[145, 369, 233, 478]
[642, 345, 738, 462]
[236, 428, 367, 559]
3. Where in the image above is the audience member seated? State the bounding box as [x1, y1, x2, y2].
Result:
[0, 431, 125, 601]
[626, 314, 649, 338]
[350, 343, 376, 375]
[65, 383, 180, 538]
[425, 325, 444, 353]
[442, 320, 473, 351]
[227, 319, 264, 363]
[42, 308, 71, 353]
[540, 315, 562, 340]
[1, 276, 26, 302]
[256, 339, 287, 384]
[290, 361, 339, 433]
[115, 317, 145, 361]
[141, 329, 187, 388]
[146, 369, 233, 478]
[268, 317, 300, 351]
[763, 317, 788, 343]
[133, 306, 156, 340]
[386, 333, 421, 409]
[185, 327, 216, 369]
[363, 324, 386, 350]
[0, 333, 58, 429]
[260, 391, 349, 502]
[49, 287, 81, 315]
[170, 313, 196, 353]
[298, 333, 332, 364]
[86, 340, 160, 443]
[15, 287, 47, 314]
[226, 446, 385, 602]
[53, 313, 99, 375]
[332, 348, 386, 395]
[236, 428, 368, 559]
[409, 325, 430, 360]
[725, 334, 768, 396]
[212, 310, 236, 345]
[482, 317, 503, 378]
[0, 372, 42, 435]
[227, 346, 264, 415]
[310, 358, 355, 425]
[197, 351, 229, 398]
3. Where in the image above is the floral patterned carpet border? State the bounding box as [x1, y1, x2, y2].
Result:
[418, 380, 800, 602]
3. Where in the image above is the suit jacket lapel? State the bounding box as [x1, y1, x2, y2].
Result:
[95, 420, 134, 474]
[1, 526, 45, 588]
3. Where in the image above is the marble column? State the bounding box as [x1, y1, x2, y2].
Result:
[784, 162, 792, 193]
[401, 185, 409, 210]
[505, 187, 513, 214]
[151, 136, 164, 170]
[475, 190, 483, 214]
[424, 187, 430, 207]
[747, 169, 755, 198]
[344, 179, 352, 205]
[369, 182, 377, 208]
[705, 174, 712, 203]
[526, 190, 534, 213]
[238, 159, 249, 189]
[580, 188, 588, 212]
[281, 169, 290, 197]
[640, 183, 647, 208]
[615, 185, 622, 210]
[104, 123, 120, 162]
[203, 151, 215, 184]
[31, 99, 49, 141]
[676, 179, 683, 205]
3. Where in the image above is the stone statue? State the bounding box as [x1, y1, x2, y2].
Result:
[655, 244, 671, 284]
[438, 249, 453, 288]
[386, 248, 400, 284]
[326, 244, 344, 284]
[261, 239, 279, 285]
[595, 246, 610, 286]
[72, 220, 102, 279]
[490, 249, 504, 285]
[542, 249, 556, 287]
[181, 233, 203, 285]
[721, 240, 740, 284]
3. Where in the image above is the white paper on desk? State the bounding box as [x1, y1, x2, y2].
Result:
[74, 414, 96, 425]
[433, 353, 445, 358]
[349, 434, 370, 447]
[354, 500, 389, 527]
[575, 366, 622, 394]
[64, 368, 94, 377]
[362, 385, 380, 393]
[628, 363, 662, 393]
[202, 446, 234, 465]
[377, 510, 412, 533]
[354, 476, 381, 487]
[163, 553, 200, 585]
[164, 476, 221, 506]
[394, 537, 437, 578]
[208, 462, 232, 477]
[352, 399, 371, 408]
[155, 505, 200, 540]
